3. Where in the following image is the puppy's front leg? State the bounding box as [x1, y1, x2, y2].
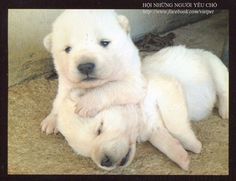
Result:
[74, 79, 145, 117]
[40, 109, 58, 135]
[41, 80, 68, 134]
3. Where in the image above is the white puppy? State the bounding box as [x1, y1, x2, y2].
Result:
[41, 10, 228, 171]
[41, 10, 145, 134]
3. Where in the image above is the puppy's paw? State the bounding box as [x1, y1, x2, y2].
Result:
[184, 139, 202, 154]
[171, 140, 190, 171]
[178, 151, 190, 171]
[41, 114, 58, 135]
[74, 102, 100, 118]
[192, 140, 202, 154]
[218, 94, 228, 119]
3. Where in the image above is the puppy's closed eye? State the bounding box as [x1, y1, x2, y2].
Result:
[97, 121, 103, 136]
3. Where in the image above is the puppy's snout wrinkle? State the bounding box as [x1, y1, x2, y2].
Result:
[119, 148, 131, 166]
[101, 155, 113, 167]
[78, 63, 95, 75]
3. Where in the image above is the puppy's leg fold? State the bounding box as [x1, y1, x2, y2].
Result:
[149, 126, 190, 171]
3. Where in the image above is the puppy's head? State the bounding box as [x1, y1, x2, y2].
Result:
[44, 10, 140, 89]
[59, 98, 139, 170]
[89, 107, 139, 170]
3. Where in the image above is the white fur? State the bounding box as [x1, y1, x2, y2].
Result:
[41, 10, 145, 134]
[41, 10, 228, 171]
[142, 45, 228, 121]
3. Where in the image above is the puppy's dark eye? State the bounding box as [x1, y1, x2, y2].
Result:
[65, 46, 72, 53]
[100, 40, 111, 47]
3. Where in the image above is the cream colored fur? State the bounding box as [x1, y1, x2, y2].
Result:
[41, 10, 145, 133]
[142, 45, 228, 121]
[41, 10, 228, 171]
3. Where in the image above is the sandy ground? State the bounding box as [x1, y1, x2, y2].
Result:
[8, 11, 228, 175]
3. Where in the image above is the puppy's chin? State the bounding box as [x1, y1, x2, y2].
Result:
[65, 74, 107, 89]
[77, 79, 108, 89]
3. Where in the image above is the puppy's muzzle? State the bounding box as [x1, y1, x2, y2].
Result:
[100, 149, 131, 168]
[77, 63, 95, 75]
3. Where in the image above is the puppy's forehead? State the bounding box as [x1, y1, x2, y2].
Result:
[53, 10, 121, 35]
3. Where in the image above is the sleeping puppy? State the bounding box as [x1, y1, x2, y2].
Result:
[61, 73, 201, 171]
[61, 44, 228, 170]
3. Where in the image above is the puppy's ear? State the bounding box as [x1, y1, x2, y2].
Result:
[117, 15, 130, 34]
[43, 33, 52, 52]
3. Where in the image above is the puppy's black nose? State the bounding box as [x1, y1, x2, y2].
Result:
[77, 63, 95, 75]
[101, 155, 113, 167]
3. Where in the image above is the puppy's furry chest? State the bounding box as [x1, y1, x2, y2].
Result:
[136, 97, 161, 143]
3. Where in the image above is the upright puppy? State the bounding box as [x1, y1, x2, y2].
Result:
[41, 10, 145, 134]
